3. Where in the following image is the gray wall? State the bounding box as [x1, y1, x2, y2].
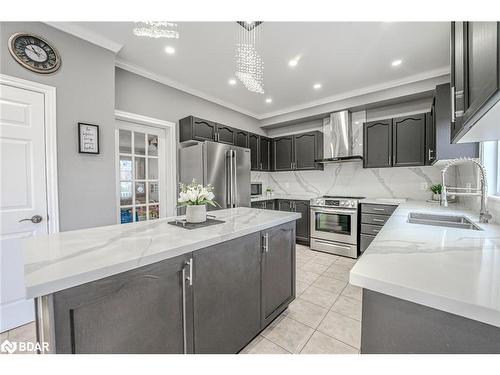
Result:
[1, 22, 117, 231]
[115, 68, 265, 135]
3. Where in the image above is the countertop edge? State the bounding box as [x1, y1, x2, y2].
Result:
[25, 213, 301, 298]
[349, 272, 500, 328]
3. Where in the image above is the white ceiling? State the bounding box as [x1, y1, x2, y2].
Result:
[68, 22, 450, 119]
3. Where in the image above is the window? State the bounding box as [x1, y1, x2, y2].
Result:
[481, 141, 500, 197]
[117, 125, 164, 224]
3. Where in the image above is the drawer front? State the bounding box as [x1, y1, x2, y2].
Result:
[360, 234, 376, 253]
[361, 204, 397, 216]
[361, 224, 383, 236]
[361, 213, 389, 226]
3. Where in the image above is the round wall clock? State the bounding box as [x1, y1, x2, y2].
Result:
[8, 33, 61, 74]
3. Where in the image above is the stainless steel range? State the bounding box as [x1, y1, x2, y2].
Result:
[309, 196, 365, 258]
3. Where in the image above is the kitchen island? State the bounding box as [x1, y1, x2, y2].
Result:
[22, 207, 301, 354]
[350, 201, 500, 353]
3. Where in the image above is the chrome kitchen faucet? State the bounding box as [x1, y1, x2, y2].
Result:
[441, 157, 492, 223]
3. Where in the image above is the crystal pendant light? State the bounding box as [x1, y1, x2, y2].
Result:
[235, 21, 264, 94]
[133, 22, 179, 39]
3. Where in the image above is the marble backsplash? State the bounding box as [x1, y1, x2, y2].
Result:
[252, 162, 455, 201]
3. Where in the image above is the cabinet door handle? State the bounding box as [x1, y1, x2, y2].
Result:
[263, 233, 269, 253]
[428, 149, 434, 161]
[372, 208, 385, 212]
[372, 218, 385, 223]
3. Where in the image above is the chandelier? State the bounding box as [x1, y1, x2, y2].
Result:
[133, 22, 179, 39]
[235, 21, 264, 94]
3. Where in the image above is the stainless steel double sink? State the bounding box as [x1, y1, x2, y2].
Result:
[407, 212, 482, 231]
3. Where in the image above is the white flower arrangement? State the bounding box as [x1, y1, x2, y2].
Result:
[178, 179, 219, 207]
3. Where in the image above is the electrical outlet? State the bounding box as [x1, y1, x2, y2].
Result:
[420, 182, 428, 191]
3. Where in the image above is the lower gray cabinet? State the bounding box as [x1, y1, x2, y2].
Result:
[53, 253, 193, 354]
[251, 200, 275, 210]
[261, 221, 296, 328]
[193, 233, 261, 354]
[294, 200, 310, 245]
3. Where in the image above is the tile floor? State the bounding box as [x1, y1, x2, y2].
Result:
[240, 244, 362, 354]
[2, 245, 361, 355]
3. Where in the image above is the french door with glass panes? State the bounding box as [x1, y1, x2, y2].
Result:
[116, 121, 166, 224]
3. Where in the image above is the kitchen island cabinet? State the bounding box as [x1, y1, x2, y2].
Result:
[23, 207, 300, 354]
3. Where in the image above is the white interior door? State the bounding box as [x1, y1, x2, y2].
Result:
[0, 83, 49, 332]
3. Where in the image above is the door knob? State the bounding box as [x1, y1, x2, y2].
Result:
[19, 215, 43, 224]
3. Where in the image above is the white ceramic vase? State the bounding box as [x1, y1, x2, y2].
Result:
[186, 204, 207, 223]
[432, 193, 441, 201]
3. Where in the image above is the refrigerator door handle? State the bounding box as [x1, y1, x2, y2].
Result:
[226, 150, 231, 208]
[233, 150, 238, 208]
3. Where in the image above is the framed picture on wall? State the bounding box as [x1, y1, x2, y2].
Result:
[78, 123, 100, 154]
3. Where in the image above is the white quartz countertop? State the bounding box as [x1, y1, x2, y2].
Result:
[23, 207, 301, 299]
[251, 194, 315, 202]
[350, 201, 500, 327]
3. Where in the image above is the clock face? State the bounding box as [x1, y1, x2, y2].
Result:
[8, 33, 61, 74]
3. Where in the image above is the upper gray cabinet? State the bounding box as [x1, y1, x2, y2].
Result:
[179, 116, 217, 143]
[363, 119, 392, 168]
[216, 123, 236, 145]
[426, 83, 478, 165]
[451, 22, 500, 143]
[235, 129, 248, 148]
[249, 133, 260, 170]
[392, 114, 425, 167]
[364, 114, 427, 168]
[273, 131, 323, 171]
[260, 136, 273, 171]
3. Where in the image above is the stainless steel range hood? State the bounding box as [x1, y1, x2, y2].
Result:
[315, 110, 363, 163]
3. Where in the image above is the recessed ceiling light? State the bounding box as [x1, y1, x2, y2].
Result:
[288, 59, 298, 67]
[313, 83, 322, 90]
[355, 121, 360, 125]
[228, 79, 237, 85]
[165, 46, 175, 55]
[265, 98, 273, 103]
[391, 59, 402, 67]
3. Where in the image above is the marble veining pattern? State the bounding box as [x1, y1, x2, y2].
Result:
[252, 162, 452, 201]
[350, 201, 500, 328]
[22, 207, 300, 298]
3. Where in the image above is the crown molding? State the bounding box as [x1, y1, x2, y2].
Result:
[257, 66, 450, 120]
[115, 59, 260, 119]
[44, 22, 123, 53]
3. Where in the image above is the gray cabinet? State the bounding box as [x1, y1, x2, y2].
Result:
[276, 199, 310, 245]
[249, 133, 260, 170]
[392, 114, 426, 167]
[216, 123, 236, 145]
[274, 136, 294, 171]
[179, 116, 217, 143]
[360, 204, 396, 253]
[261, 222, 296, 328]
[52, 253, 193, 354]
[451, 22, 500, 143]
[251, 200, 275, 210]
[427, 83, 478, 165]
[273, 131, 323, 171]
[235, 130, 248, 148]
[363, 119, 392, 168]
[193, 233, 261, 353]
[260, 136, 273, 171]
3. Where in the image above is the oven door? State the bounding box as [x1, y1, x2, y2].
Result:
[310, 207, 358, 245]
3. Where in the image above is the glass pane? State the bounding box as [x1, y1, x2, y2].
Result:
[148, 134, 158, 156]
[135, 206, 147, 221]
[148, 158, 158, 180]
[149, 182, 159, 203]
[134, 132, 146, 155]
[119, 130, 132, 154]
[149, 205, 159, 220]
[135, 182, 146, 204]
[135, 157, 146, 180]
[120, 207, 133, 224]
[120, 182, 133, 205]
[119, 156, 132, 181]
[315, 212, 351, 235]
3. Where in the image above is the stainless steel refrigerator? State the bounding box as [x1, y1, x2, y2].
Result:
[178, 141, 251, 211]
